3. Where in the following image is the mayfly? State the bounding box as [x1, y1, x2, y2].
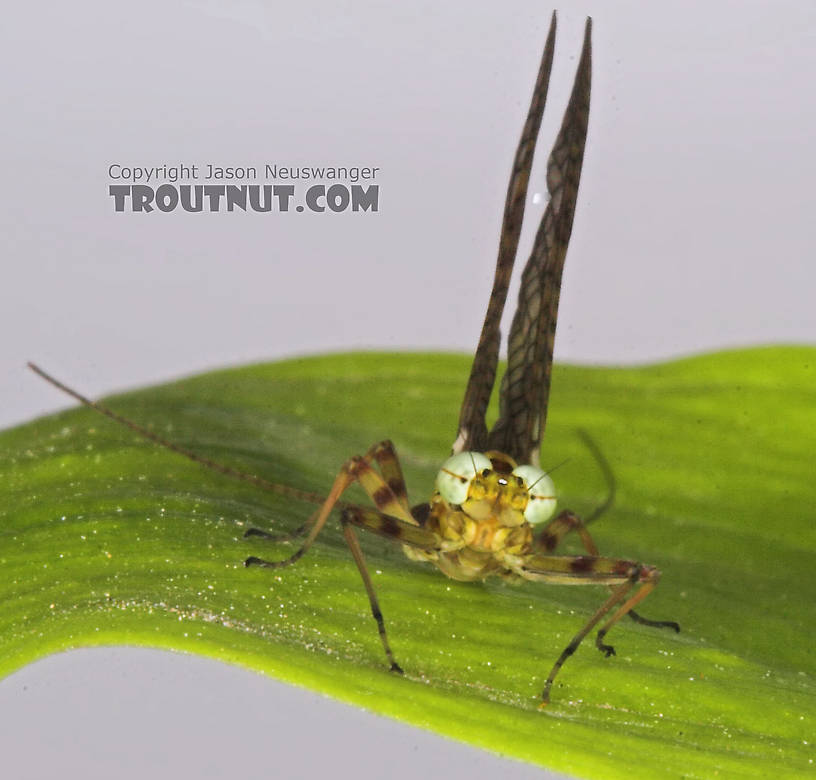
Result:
[30, 13, 679, 704]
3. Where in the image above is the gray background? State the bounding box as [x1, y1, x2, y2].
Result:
[1, 0, 813, 777]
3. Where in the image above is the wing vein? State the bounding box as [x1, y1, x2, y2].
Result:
[488, 18, 593, 466]
[453, 12, 558, 455]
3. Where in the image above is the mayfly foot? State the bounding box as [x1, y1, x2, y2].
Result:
[596, 631, 616, 657]
[244, 527, 273, 539]
[244, 526, 293, 542]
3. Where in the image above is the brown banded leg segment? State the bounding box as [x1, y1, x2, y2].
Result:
[366, 440, 411, 515]
[245, 441, 418, 564]
[517, 552, 640, 584]
[594, 565, 667, 655]
[539, 570, 642, 706]
[340, 506, 440, 673]
[340, 505, 440, 550]
[341, 518, 403, 673]
[536, 509, 600, 555]
[352, 445, 416, 525]
[513, 553, 666, 704]
[245, 455, 370, 569]
[535, 437, 675, 632]
[535, 510, 680, 635]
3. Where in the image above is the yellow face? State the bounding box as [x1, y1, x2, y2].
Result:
[434, 451, 557, 528]
[461, 469, 529, 526]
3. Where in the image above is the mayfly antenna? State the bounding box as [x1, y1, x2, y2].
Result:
[576, 428, 616, 525]
[574, 427, 678, 632]
[27, 362, 328, 509]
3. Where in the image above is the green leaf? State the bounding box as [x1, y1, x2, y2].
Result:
[1, 348, 814, 778]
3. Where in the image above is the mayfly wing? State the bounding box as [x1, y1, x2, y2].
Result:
[452, 12, 557, 455]
[487, 18, 592, 467]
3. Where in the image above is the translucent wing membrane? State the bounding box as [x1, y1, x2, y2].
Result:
[489, 18, 592, 465]
[455, 16, 592, 467]
[453, 12, 557, 455]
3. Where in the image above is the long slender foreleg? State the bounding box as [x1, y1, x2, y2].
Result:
[535, 511, 678, 633]
[246, 442, 419, 568]
[516, 554, 673, 704]
[339, 506, 440, 673]
[594, 565, 665, 654]
[541, 572, 640, 706]
[244, 440, 414, 542]
[341, 519, 403, 673]
[245, 456, 365, 569]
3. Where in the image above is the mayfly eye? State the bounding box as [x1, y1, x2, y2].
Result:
[436, 451, 492, 505]
[512, 465, 557, 525]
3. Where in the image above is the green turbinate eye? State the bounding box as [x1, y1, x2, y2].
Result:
[436, 451, 492, 505]
[512, 464, 557, 525]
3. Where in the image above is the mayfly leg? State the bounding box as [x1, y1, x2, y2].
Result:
[242, 438, 440, 675]
[243, 522, 311, 543]
[535, 507, 679, 635]
[536, 562, 662, 706]
[515, 553, 665, 704]
[537, 431, 679, 633]
[340, 505, 440, 673]
[537, 509, 600, 556]
[249, 498, 439, 673]
[244, 442, 442, 674]
[242, 440, 409, 544]
[341, 518, 403, 672]
[540, 570, 640, 705]
[244, 440, 418, 567]
[534, 429, 614, 553]
[367, 440, 411, 514]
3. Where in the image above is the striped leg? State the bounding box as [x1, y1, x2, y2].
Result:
[239, 440, 416, 567]
[514, 553, 666, 705]
[536, 509, 679, 634]
[244, 440, 444, 673]
[594, 567, 663, 657]
[245, 442, 439, 673]
[539, 565, 657, 706]
[367, 440, 411, 515]
[340, 505, 440, 671]
[244, 439, 410, 542]
[341, 520, 403, 672]
[536, 509, 600, 555]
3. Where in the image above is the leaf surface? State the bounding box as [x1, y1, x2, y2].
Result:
[1, 348, 813, 778]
